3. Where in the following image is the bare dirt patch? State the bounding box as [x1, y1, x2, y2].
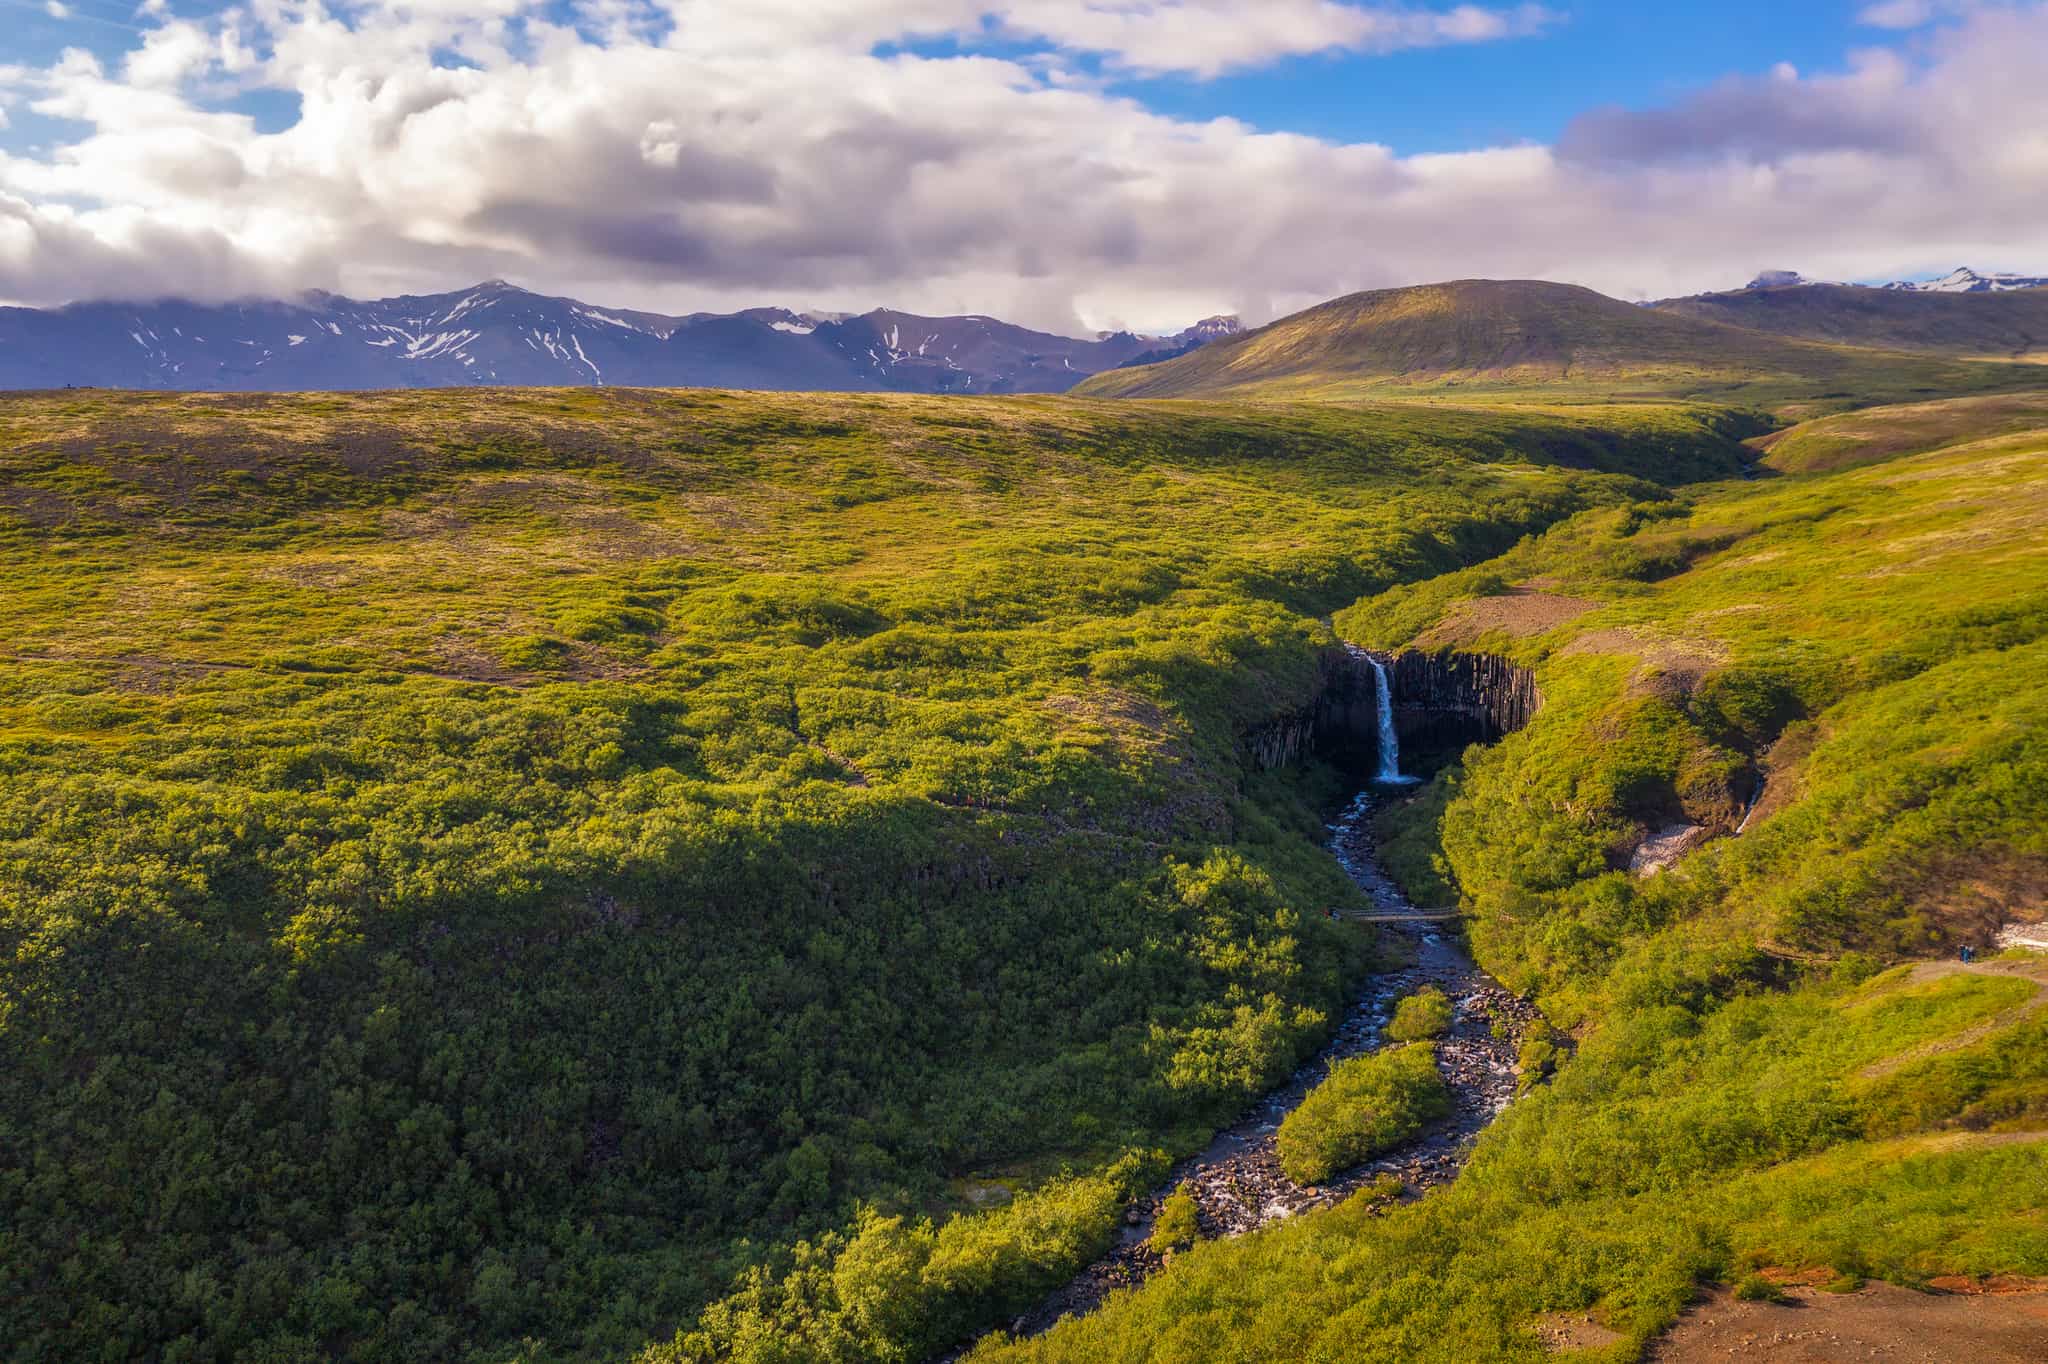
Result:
[1533, 1309, 1627, 1354]
[1648, 1282, 2048, 1362]
[1898, 851, 2048, 952]
[1562, 626, 1725, 698]
[1413, 586, 1602, 648]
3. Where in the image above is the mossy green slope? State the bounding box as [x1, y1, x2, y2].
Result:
[1755, 389, 2048, 473]
[972, 396, 2048, 1362]
[0, 388, 1741, 1362]
[1076, 280, 2045, 413]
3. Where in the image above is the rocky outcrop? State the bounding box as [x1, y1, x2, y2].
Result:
[1383, 649, 1540, 743]
[1244, 710, 1320, 769]
[1241, 649, 1379, 771]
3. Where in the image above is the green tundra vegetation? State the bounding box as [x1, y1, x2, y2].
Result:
[1148, 1186, 1202, 1255]
[6, 376, 2044, 1364]
[971, 391, 2048, 1361]
[1272, 1043, 1451, 1186]
[0, 388, 1749, 1362]
[1383, 984, 1453, 1042]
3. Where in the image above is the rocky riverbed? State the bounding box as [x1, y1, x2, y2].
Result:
[1005, 786, 1541, 1339]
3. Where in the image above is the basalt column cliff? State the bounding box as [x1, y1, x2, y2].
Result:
[1244, 646, 1538, 775]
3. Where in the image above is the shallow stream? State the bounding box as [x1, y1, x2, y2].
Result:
[1006, 786, 1538, 1339]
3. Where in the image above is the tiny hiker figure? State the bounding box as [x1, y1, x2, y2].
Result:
[1961, 944, 1975, 964]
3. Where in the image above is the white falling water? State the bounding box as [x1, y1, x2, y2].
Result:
[1368, 654, 1417, 785]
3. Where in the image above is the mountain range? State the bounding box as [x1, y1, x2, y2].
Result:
[6, 267, 2046, 398]
[1651, 271, 2048, 359]
[1744, 266, 2048, 294]
[0, 279, 1241, 394]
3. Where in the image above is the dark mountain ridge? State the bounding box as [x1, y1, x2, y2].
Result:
[1652, 277, 2048, 358]
[0, 280, 1234, 394]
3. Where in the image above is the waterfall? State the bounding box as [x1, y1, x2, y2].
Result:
[1368, 654, 1417, 785]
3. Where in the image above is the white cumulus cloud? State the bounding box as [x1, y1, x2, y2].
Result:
[0, 0, 2041, 332]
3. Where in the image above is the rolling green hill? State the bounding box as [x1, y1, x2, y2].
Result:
[5, 382, 2043, 1364]
[1655, 282, 2048, 361]
[967, 392, 2048, 1364]
[1754, 390, 2048, 473]
[1073, 279, 2045, 412]
[0, 387, 1748, 1363]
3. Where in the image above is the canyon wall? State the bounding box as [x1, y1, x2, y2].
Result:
[1243, 648, 1377, 770]
[1384, 649, 1541, 753]
[1243, 646, 1538, 773]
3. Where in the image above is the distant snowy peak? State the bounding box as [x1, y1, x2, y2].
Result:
[1178, 315, 1243, 343]
[1883, 267, 2048, 294]
[1739, 266, 2047, 294]
[0, 281, 1248, 395]
[1101, 314, 1245, 373]
[1745, 270, 1820, 291]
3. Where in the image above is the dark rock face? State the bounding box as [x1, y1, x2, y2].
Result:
[1242, 649, 1380, 771]
[1384, 649, 1540, 759]
[1242, 646, 1537, 775]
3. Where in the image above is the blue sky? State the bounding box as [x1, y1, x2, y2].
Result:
[0, 1, 1922, 155]
[0, 1, 2039, 324]
[1122, 2, 1880, 152]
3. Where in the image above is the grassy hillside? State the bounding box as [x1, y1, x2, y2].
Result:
[1656, 283, 2048, 361]
[1754, 390, 2048, 473]
[0, 388, 1750, 1362]
[971, 395, 2048, 1361]
[1074, 280, 2045, 413]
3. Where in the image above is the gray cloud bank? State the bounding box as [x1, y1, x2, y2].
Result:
[1, 0, 2044, 334]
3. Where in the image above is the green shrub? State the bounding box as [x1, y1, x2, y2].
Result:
[1149, 1187, 1201, 1255]
[1386, 985, 1453, 1042]
[1274, 1043, 1450, 1186]
[499, 632, 573, 670]
[1732, 1273, 1785, 1303]
[1517, 1021, 1560, 1090]
[657, 1150, 1167, 1363]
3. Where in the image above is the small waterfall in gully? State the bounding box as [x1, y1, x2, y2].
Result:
[1367, 653, 1417, 786]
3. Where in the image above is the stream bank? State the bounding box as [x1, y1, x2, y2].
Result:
[1002, 785, 1539, 1340]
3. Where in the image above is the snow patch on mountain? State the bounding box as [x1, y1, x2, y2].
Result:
[0, 279, 1251, 393]
[1884, 267, 2048, 294]
[1732, 266, 2046, 294]
[574, 307, 641, 331]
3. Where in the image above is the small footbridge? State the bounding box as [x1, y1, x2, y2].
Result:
[1332, 908, 1467, 925]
